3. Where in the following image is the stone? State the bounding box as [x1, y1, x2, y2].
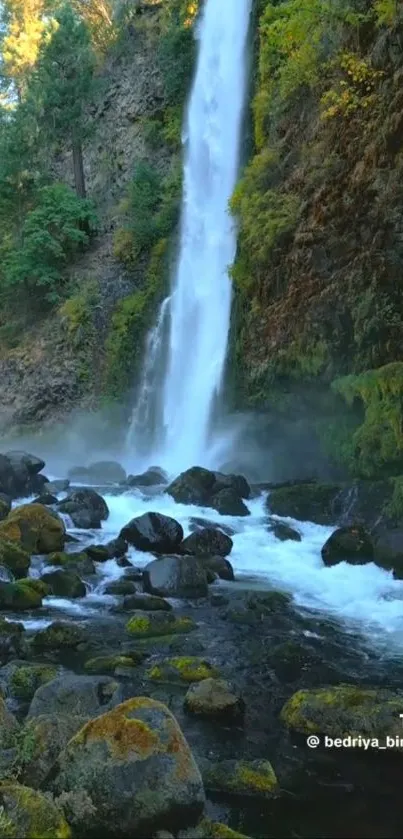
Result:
[202, 556, 234, 581]
[211, 489, 250, 517]
[181, 528, 233, 557]
[200, 759, 278, 799]
[86, 461, 127, 484]
[321, 524, 374, 566]
[0, 504, 65, 553]
[120, 593, 172, 611]
[0, 695, 20, 747]
[31, 621, 87, 651]
[126, 467, 169, 487]
[41, 570, 86, 599]
[0, 661, 58, 702]
[212, 472, 251, 499]
[120, 512, 183, 553]
[0, 783, 71, 838]
[85, 536, 127, 562]
[84, 652, 145, 674]
[32, 493, 58, 506]
[16, 713, 89, 789]
[0, 580, 43, 611]
[184, 678, 244, 720]
[267, 482, 341, 525]
[0, 618, 26, 665]
[268, 521, 301, 542]
[104, 579, 137, 596]
[147, 658, 220, 684]
[188, 517, 235, 537]
[5, 451, 45, 476]
[44, 551, 95, 576]
[0, 538, 30, 579]
[50, 697, 205, 837]
[57, 489, 109, 529]
[27, 674, 123, 719]
[44, 479, 70, 494]
[143, 556, 208, 599]
[281, 685, 403, 738]
[126, 612, 196, 638]
[166, 467, 216, 506]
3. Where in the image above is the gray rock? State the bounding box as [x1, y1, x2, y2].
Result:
[28, 674, 123, 719]
[120, 512, 183, 554]
[144, 556, 208, 599]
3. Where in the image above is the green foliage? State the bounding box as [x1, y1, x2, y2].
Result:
[320, 52, 383, 120]
[157, 0, 198, 106]
[59, 279, 99, 335]
[374, 0, 400, 27]
[2, 183, 97, 306]
[333, 363, 403, 477]
[105, 238, 169, 397]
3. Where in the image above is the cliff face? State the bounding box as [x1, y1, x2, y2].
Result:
[229, 0, 403, 480]
[0, 5, 184, 436]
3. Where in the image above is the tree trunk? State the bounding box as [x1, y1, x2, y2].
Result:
[72, 139, 86, 199]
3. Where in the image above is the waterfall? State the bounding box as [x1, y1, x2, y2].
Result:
[129, 0, 252, 473]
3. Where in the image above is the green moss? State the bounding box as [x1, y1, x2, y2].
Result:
[333, 362, 403, 477]
[280, 685, 403, 737]
[126, 615, 151, 635]
[126, 613, 196, 638]
[9, 665, 57, 701]
[59, 280, 99, 336]
[19, 579, 50, 596]
[200, 820, 252, 839]
[203, 759, 278, 800]
[147, 657, 219, 684]
[0, 582, 42, 611]
[0, 540, 30, 579]
[384, 476, 403, 520]
[84, 655, 139, 674]
[0, 783, 71, 837]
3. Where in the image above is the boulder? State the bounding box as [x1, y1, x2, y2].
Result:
[120, 512, 183, 554]
[0, 498, 10, 522]
[5, 451, 45, 476]
[68, 461, 126, 484]
[50, 697, 205, 837]
[85, 536, 127, 562]
[84, 652, 145, 675]
[43, 479, 70, 494]
[181, 528, 233, 557]
[210, 489, 249, 517]
[0, 451, 47, 499]
[0, 504, 65, 553]
[212, 472, 250, 499]
[104, 580, 138, 596]
[0, 538, 30, 578]
[57, 489, 109, 529]
[147, 657, 220, 684]
[166, 467, 216, 506]
[41, 570, 86, 599]
[372, 525, 403, 576]
[126, 611, 196, 638]
[0, 580, 43, 611]
[281, 685, 403, 738]
[143, 556, 208, 599]
[16, 713, 89, 789]
[0, 661, 57, 702]
[200, 759, 278, 799]
[0, 783, 71, 837]
[0, 618, 26, 664]
[321, 525, 374, 566]
[268, 521, 301, 542]
[267, 482, 341, 525]
[44, 551, 95, 576]
[202, 556, 234, 581]
[0, 695, 20, 746]
[184, 678, 244, 720]
[188, 517, 235, 537]
[32, 493, 58, 506]
[126, 467, 169, 487]
[27, 674, 123, 719]
[119, 593, 172, 611]
[31, 621, 87, 651]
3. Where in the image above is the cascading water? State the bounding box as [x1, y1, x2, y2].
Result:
[128, 0, 252, 474]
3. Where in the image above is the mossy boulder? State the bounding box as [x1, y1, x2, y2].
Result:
[280, 685, 403, 738]
[0, 782, 71, 837]
[41, 570, 86, 599]
[104, 580, 137, 596]
[0, 500, 10, 522]
[15, 714, 89, 788]
[0, 696, 19, 748]
[321, 524, 374, 566]
[27, 674, 123, 719]
[147, 657, 220, 684]
[198, 820, 252, 839]
[0, 619, 25, 665]
[268, 521, 301, 542]
[0, 662, 58, 702]
[126, 612, 197, 638]
[143, 556, 208, 599]
[45, 551, 95, 576]
[0, 540, 30, 579]
[120, 593, 172, 612]
[0, 504, 65, 554]
[180, 528, 233, 557]
[31, 621, 87, 651]
[0, 581, 43, 611]
[184, 678, 244, 720]
[57, 489, 109, 529]
[84, 653, 145, 674]
[211, 489, 250, 517]
[267, 483, 341, 525]
[50, 697, 205, 836]
[202, 556, 234, 582]
[201, 759, 279, 799]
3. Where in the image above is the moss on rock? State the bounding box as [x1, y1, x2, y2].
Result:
[0, 782, 71, 838]
[84, 653, 144, 674]
[0, 581, 43, 611]
[147, 657, 219, 684]
[15, 714, 89, 789]
[200, 821, 252, 839]
[6, 663, 57, 702]
[268, 483, 341, 525]
[126, 612, 196, 638]
[0, 696, 19, 748]
[184, 678, 244, 720]
[202, 759, 279, 800]
[0, 540, 30, 580]
[31, 621, 87, 651]
[281, 685, 403, 737]
[0, 505, 65, 554]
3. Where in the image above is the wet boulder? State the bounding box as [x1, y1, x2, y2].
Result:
[0, 618, 26, 664]
[372, 525, 403, 577]
[212, 472, 250, 499]
[104, 579, 138, 596]
[166, 467, 250, 516]
[0, 496, 10, 522]
[181, 527, 233, 557]
[0, 661, 58, 702]
[267, 482, 341, 525]
[268, 520, 301, 542]
[0, 695, 20, 746]
[120, 512, 183, 554]
[202, 556, 234, 581]
[143, 555, 208, 599]
[126, 611, 196, 638]
[147, 657, 220, 684]
[84, 652, 145, 675]
[32, 493, 58, 506]
[27, 674, 123, 719]
[0, 783, 71, 838]
[188, 517, 235, 536]
[200, 758, 278, 799]
[50, 697, 205, 837]
[184, 678, 244, 721]
[0, 451, 47, 499]
[0, 538, 30, 578]
[57, 488, 109, 529]
[281, 685, 403, 738]
[126, 467, 169, 487]
[0, 504, 65, 553]
[41, 569, 86, 599]
[44, 551, 95, 576]
[321, 524, 374, 566]
[210, 489, 249, 517]
[43, 479, 70, 494]
[16, 713, 89, 788]
[166, 467, 216, 506]
[68, 461, 126, 484]
[31, 621, 87, 652]
[85, 536, 127, 562]
[119, 593, 172, 611]
[0, 580, 43, 611]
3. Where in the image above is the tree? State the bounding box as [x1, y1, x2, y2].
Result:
[32, 3, 96, 198]
[0, 0, 55, 99]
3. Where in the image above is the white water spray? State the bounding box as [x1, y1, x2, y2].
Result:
[129, 0, 252, 473]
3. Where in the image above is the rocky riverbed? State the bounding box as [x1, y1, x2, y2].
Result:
[0, 454, 402, 837]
